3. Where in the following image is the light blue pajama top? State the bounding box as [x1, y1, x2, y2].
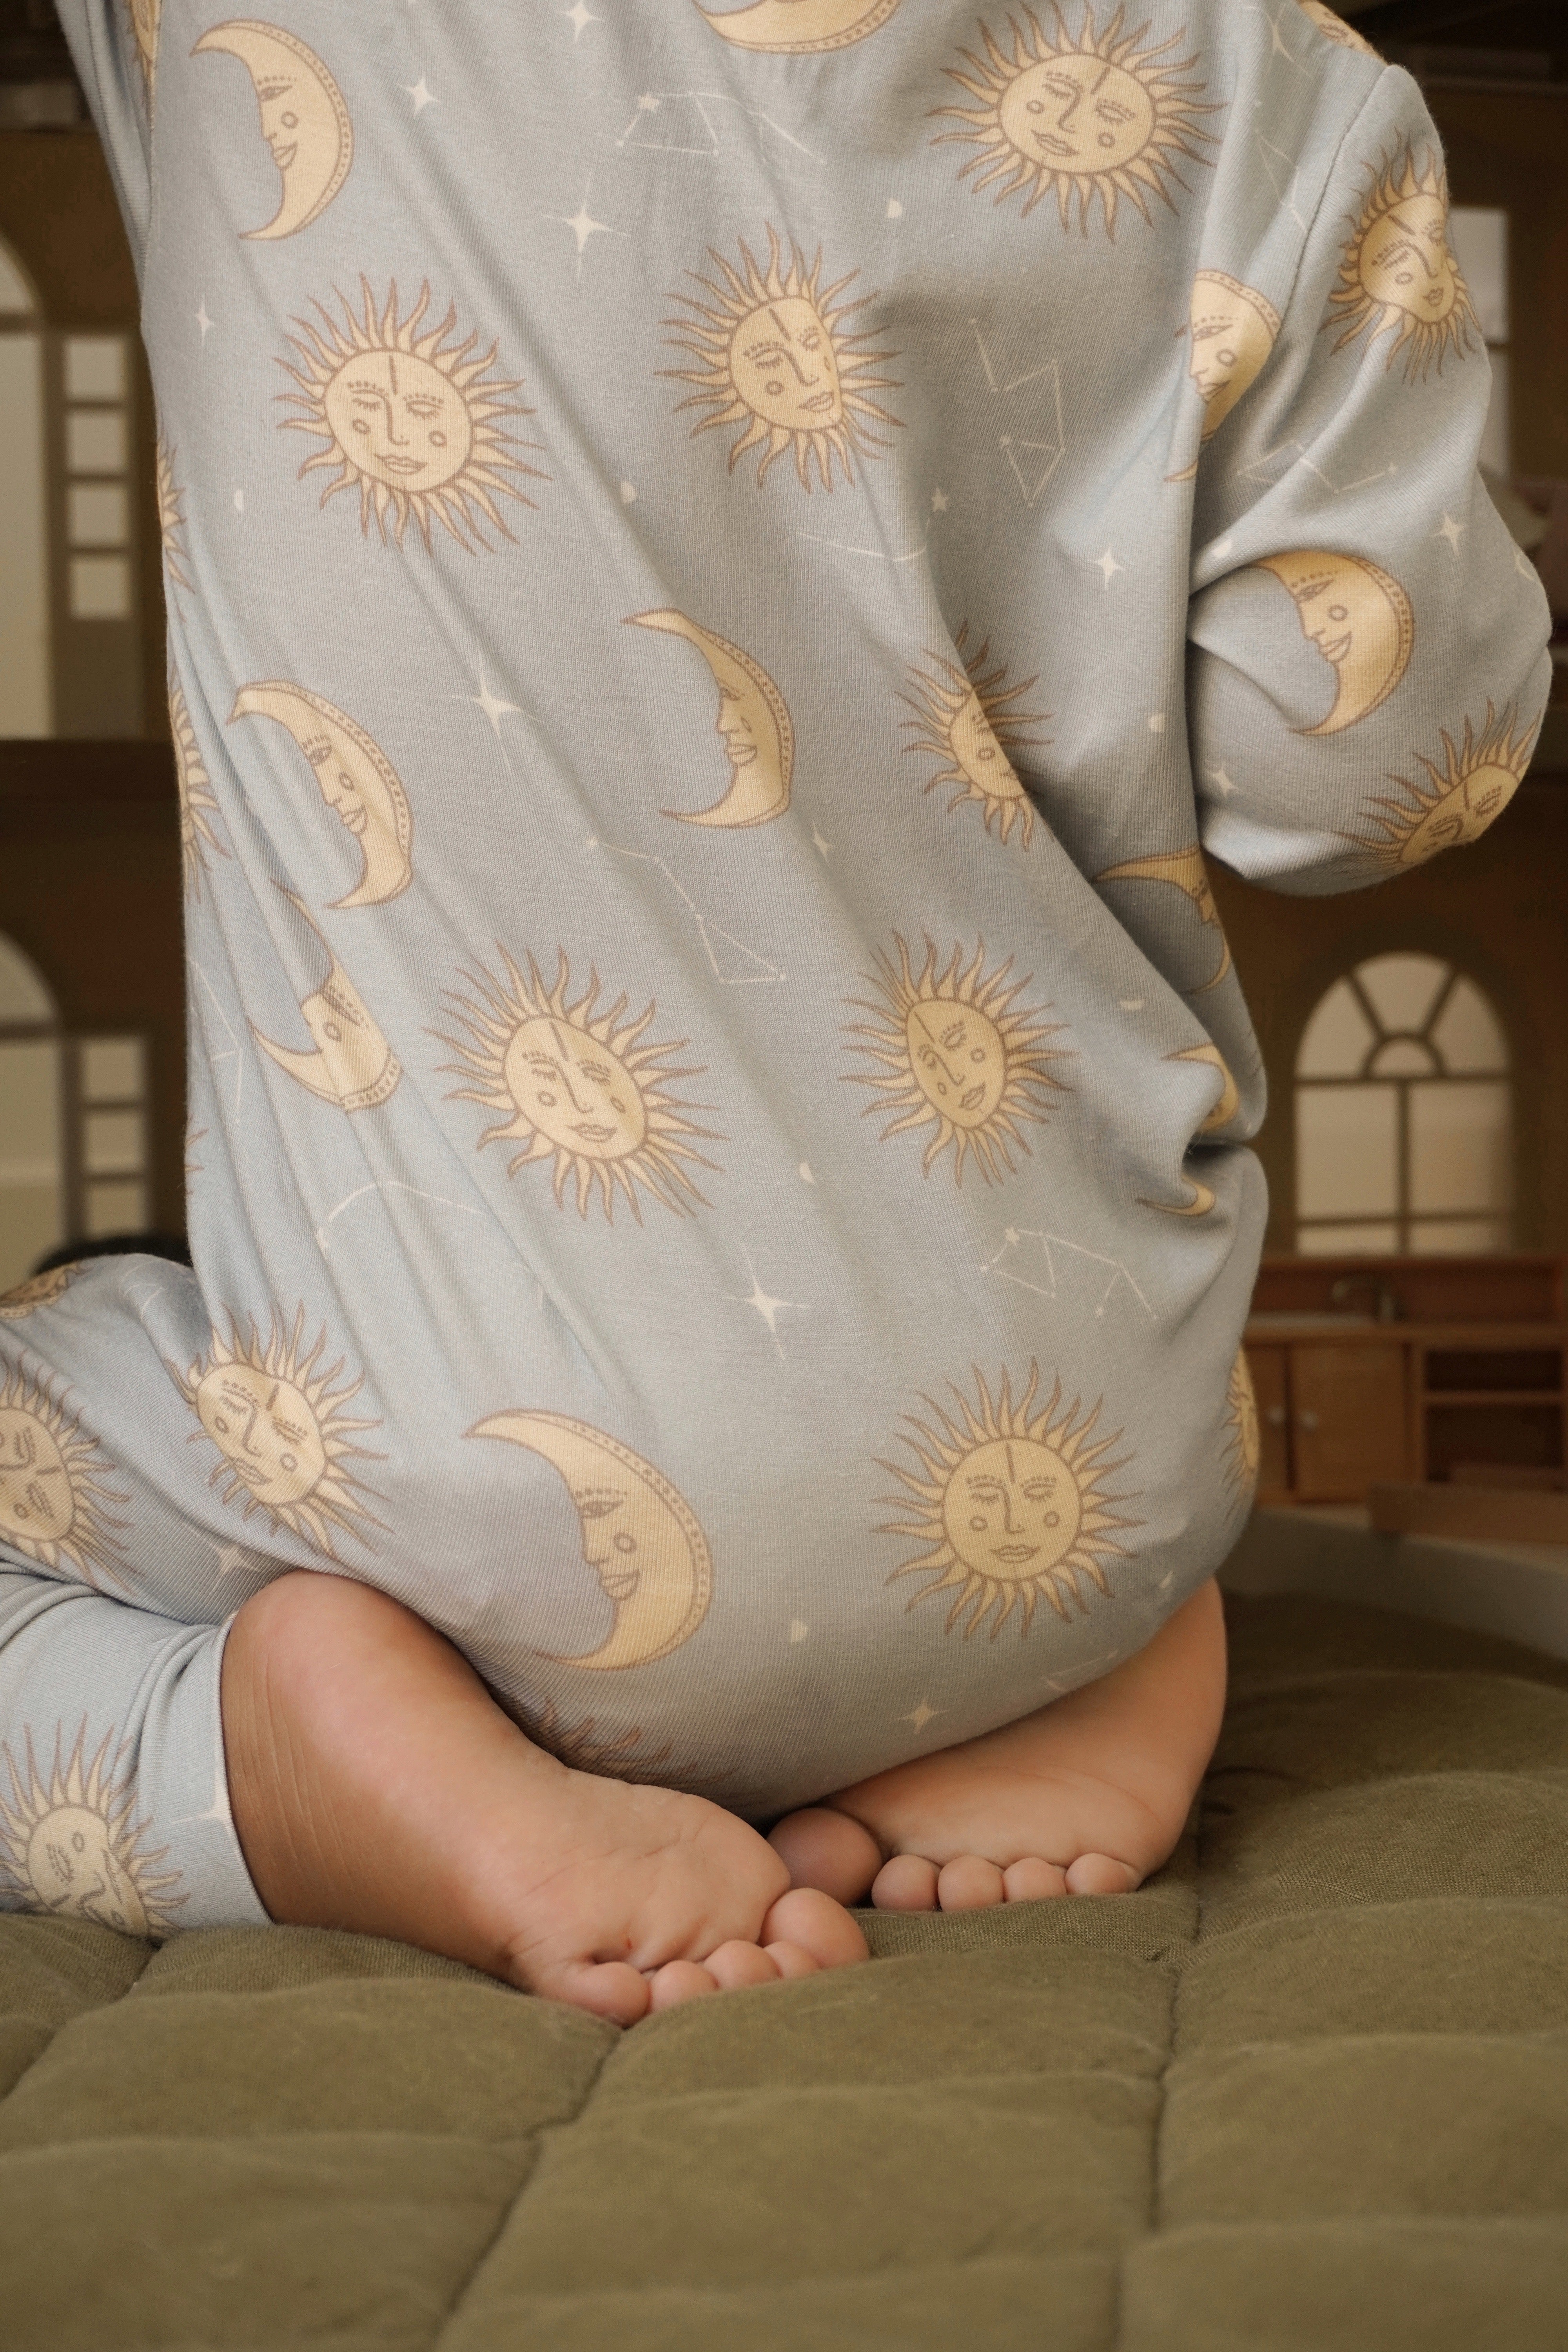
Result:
[0, 0, 1549, 1933]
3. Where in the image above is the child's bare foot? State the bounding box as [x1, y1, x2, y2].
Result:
[769, 1579, 1225, 1912]
[222, 1571, 867, 2025]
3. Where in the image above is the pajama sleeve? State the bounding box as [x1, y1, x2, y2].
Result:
[53, 0, 154, 262]
[1186, 65, 1553, 899]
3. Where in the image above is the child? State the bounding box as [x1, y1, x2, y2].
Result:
[0, 0, 1547, 2021]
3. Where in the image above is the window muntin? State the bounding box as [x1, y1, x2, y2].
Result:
[1295, 953, 1511, 1255]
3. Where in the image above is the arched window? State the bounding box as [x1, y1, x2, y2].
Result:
[1295, 952, 1512, 1255]
[0, 934, 64, 1290]
[0, 232, 50, 735]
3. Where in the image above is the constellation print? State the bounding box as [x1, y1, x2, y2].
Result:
[590, 838, 786, 985]
[613, 87, 820, 166]
[980, 1225, 1156, 1322]
[967, 322, 1066, 509]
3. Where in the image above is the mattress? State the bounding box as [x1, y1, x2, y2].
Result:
[3, 1587, 1566, 2350]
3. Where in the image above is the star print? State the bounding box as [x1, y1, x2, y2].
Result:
[405, 78, 436, 113]
[466, 673, 522, 736]
[549, 183, 613, 279]
[1096, 547, 1123, 586]
[789, 1619, 809, 1643]
[742, 1275, 793, 1336]
[196, 302, 214, 343]
[1209, 766, 1239, 798]
[563, 0, 599, 37]
[931, 487, 949, 513]
[904, 1700, 940, 1733]
[811, 827, 832, 859]
[1437, 512, 1466, 555]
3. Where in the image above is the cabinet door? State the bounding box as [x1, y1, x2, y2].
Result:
[1245, 1345, 1291, 1499]
[1290, 1343, 1409, 1502]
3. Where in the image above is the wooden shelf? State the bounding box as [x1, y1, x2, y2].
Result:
[1423, 1391, 1565, 1406]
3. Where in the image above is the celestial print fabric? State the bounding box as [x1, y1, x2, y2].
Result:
[0, 0, 1549, 1926]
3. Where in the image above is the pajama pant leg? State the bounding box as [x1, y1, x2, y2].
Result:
[0, 1564, 267, 1935]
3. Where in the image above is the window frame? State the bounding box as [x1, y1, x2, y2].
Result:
[1294, 954, 1513, 1255]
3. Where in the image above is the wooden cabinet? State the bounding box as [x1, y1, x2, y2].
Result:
[1246, 1256, 1567, 1508]
[1245, 1340, 1412, 1505]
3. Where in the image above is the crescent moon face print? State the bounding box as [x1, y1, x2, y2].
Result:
[1168, 1041, 1240, 1134]
[193, 21, 354, 240]
[1094, 846, 1232, 991]
[628, 612, 795, 826]
[1354, 704, 1536, 870]
[932, 6, 1221, 238]
[1186, 272, 1281, 443]
[1326, 147, 1478, 382]
[230, 683, 413, 906]
[663, 225, 902, 493]
[696, 0, 904, 53]
[0, 1722, 184, 1936]
[437, 948, 721, 1221]
[277, 280, 544, 551]
[1297, 1, 1379, 54]
[901, 626, 1050, 849]
[1255, 551, 1415, 735]
[0, 1363, 128, 1589]
[845, 935, 1071, 1186]
[171, 1309, 383, 1559]
[470, 1412, 713, 1670]
[252, 893, 402, 1110]
[1141, 1174, 1217, 1217]
[879, 1365, 1137, 1639]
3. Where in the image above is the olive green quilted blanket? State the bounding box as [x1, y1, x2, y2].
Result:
[3, 1592, 1567, 2351]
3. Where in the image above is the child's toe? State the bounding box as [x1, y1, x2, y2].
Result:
[1004, 1856, 1069, 1902]
[871, 1853, 940, 1911]
[936, 1855, 1006, 1911]
[706, 1939, 782, 1990]
[648, 1958, 722, 2010]
[1065, 1852, 1141, 1896]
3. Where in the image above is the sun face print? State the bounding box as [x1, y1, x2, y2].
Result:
[172, 1310, 383, 1560]
[1297, 0, 1379, 54]
[1223, 1348, 1259, 1510]
[0, 1265, 79, 1323]
[0, 1722, 183, 1936]
[125, 0, 160, 104]
[933, 5, 1220, 236]
[0, 1361, 127, 1587]
[171, 674, 227, 904]
[278, 279, 543, 550]
[1326, 148, 1479, 382]
[880, 1365, 1137, 1638]
[902, 625, 1050, 848]
[518, 1695, 675, 1783]
[439, 949, 720, 1222]
[1354, 704, 1536, 871]
[156, 433, 191, 593]
[664, 225, 901, 492]
[846, 935, 1071, 1186]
